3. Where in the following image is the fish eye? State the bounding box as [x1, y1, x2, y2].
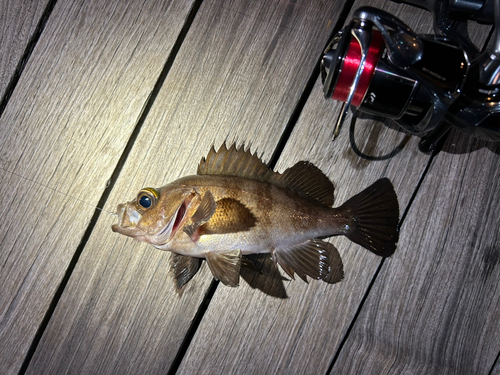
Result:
[137, 188, 159, 210]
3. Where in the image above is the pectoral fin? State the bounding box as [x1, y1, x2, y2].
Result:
[205, 250, 242, 287]
[170, 253, 202, 290]
[184, 190, 217, 238]
[272, 240, 344, 284]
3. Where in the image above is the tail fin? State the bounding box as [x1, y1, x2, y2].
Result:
[341, 178, 399, 257]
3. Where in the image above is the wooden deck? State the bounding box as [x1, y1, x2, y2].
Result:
[1, 0, 499, 374]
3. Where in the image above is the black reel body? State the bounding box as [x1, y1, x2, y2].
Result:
[321, 0, 500, 153]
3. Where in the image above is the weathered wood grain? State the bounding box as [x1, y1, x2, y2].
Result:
[492, 359, 500, 375]
[174, 89, 422, 375]
[0, 0, 196, 374]
[175, 2, 438, 374]
[323, 7, 500, 375]
[0, 0, 49, 100]
[25, 0, 345, 373]
[5, 0, 496, 374]
[330, 132, 500, 374]
[175, 3, 494, 375]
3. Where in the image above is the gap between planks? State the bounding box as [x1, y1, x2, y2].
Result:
[167, 1, 356, 373]
[17, 0, 205, 373]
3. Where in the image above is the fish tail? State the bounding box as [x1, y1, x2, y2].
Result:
[340, 178, 399, 257]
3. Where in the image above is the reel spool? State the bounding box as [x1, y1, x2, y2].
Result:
[321, 2, 500, 153]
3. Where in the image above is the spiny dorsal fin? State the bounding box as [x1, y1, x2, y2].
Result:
[197, 143, 275, 183]
[271, 162, 334, 207]
[198, 144, 335, 207]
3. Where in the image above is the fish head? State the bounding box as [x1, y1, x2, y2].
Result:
[112, 182, 199, 248]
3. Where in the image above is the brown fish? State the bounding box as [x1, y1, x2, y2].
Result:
[112, 144, 399, 289]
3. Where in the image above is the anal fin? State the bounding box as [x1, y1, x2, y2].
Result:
[184, 190, 217, 239]
[205, 249, 242, 287]
[272, 239, 344, 284]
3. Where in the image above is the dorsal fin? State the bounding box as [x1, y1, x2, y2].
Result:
[198, 143, 334, 207]
[197, 143, 275, 183]
[271, 162, 334, 207]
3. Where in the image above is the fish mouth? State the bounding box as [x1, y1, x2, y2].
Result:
[111, 203, 144, 237]
[172, 202, 186, 235]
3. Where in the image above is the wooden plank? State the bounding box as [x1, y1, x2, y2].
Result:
[25, 0, 344, 373]
[175, 93, 424, 375]
[0, 0, 49, 99]
[175, 3, 493, 374]
[493, 359, 500, 375]
[326, 6, 498, 375]
[0, 0, 196, 374]
[174, 2, 438, 374]
[330, 133, 500, 374]
[319, 5, 499, 375]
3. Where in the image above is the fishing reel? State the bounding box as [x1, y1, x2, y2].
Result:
[320, 0, 500, 153]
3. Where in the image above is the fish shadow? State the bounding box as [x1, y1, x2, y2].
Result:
[439, 127, 500, 155]
[241, 254, 289, 299]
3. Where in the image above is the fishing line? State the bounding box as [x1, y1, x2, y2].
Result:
[0, 166, 117, 216]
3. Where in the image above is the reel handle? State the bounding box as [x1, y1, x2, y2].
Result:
[352, 7, 423, 68]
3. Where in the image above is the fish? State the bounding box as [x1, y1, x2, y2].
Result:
[112, 144, 399, 289]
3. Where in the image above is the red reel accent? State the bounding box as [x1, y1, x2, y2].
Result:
[332, 30, 384, 107]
